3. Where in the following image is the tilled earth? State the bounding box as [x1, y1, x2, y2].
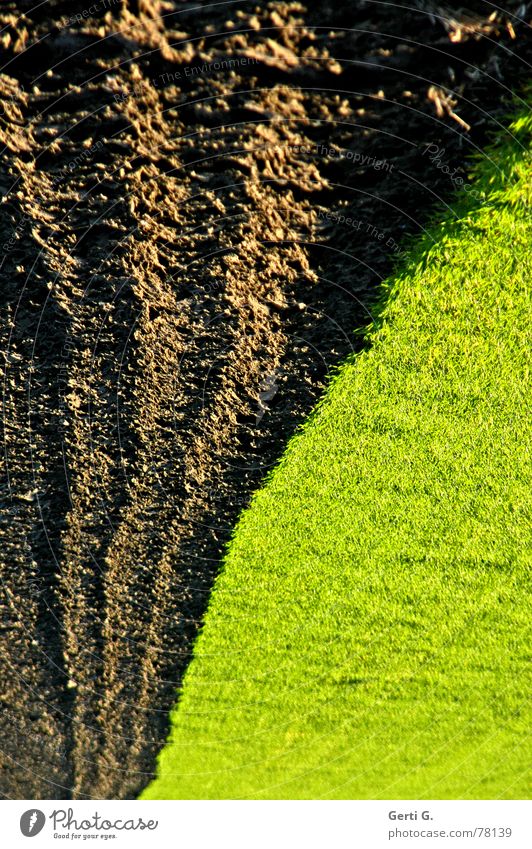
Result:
[0, 0, 530, 799]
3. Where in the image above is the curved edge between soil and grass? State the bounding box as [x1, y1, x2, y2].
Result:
[141, 97, 532, 800]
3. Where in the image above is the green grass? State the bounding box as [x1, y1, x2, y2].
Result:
[142, 103, 532, 800]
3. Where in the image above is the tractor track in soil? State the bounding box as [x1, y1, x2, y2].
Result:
[0, 0, 530, 799]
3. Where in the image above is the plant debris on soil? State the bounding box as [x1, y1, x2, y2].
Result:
[0, 0, 531, 799]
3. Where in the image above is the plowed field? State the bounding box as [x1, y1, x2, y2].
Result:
[1, 0, 530, 799]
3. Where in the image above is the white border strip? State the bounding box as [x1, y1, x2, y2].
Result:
[2, 800, 530, 848]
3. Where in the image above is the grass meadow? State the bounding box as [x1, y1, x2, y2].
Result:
[142, 102, 532, 800]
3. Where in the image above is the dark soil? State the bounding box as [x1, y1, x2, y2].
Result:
[0, 0, 530, 799]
